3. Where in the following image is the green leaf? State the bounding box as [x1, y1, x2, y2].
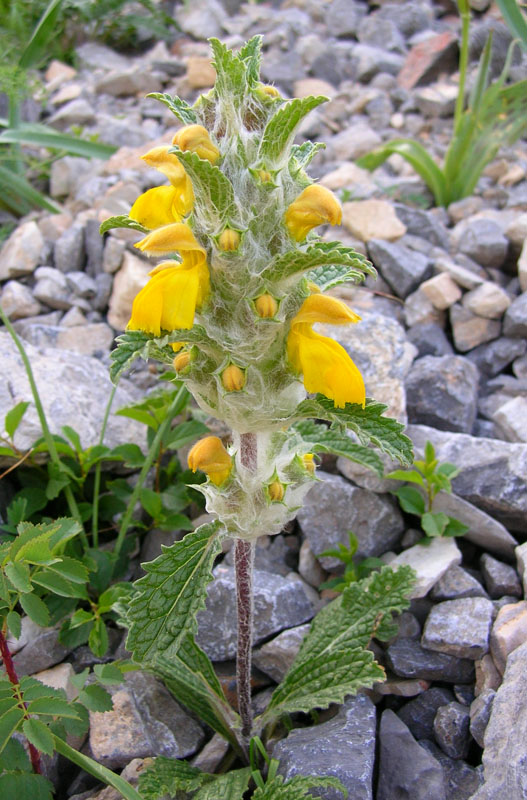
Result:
[19, 676, 65, 701]
[154, 634, 240, 748]
[68, 608, 94, 629]
[209, 37, 247, 99]
[89, 618, 109, 658]
[19, 592, 50, 627]
[146, 93, 198, 125]
[0, 707, 25, 752]
[171, 148, 237, 229]
[289, 141, 326, 177]
[495, 0, 527, 51]
[138, 756, 208, 799]
[436, 462, 461, 480]
[51, 557, 89, 584]
[0, 737, 31, 772]
[442, 516, 469, 538]
[4, 561, 32, 593]
[110, 330, 210, 383]
[77, 684, 113, 712]
[0, 127, 115, 159]
[294, 420, 384, 477]
[31, 569, 88, 599]
[259, 96, 328, 166]
[0, 165, 61, 215]
[395, 486, 426, 516]
[293, 396, 413, 466]
[265, 241, 374, 285]
[0, 772, 54, 800]
[18, 0, 63, 69]
[109, 443, 145, 468]
[238, 35, 263, 84]
[21, 718, 53, 756]
[194, 768, 252, 799]
[93, 663, 125, 685]
[115, 406, 158, 429]
[163, 419, 209, 451]
[421, 511, 449, 538]
[139, 488, 163, 520]
[6, 610, 22, 639]
[97, 582, 134, 614]
[99, 215, 148, 235]
[4, 401, 30, 438]
[126, 522, 222, 661]
[385, 469, 425, 486]
[26, 697, 80, 719]
[253, 774, 347, 799]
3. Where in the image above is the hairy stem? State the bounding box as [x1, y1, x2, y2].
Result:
[235, 431, 258, 747]
[0, 629, 41, 774]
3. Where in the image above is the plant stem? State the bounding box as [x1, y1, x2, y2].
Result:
[454, 0, 471, 135]
[113, 384, 187, 556]
[235, 432, 257, 747]
[0, 306, 87, 547]
[91, 383, 118, 548]
[7, 92, 23, 176]
[0, 629, 42, 774]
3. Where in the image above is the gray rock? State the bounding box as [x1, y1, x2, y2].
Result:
[328, 123, 382, 162]
[387, 638, 475, 683]
[65, 271, 97, 299]
[92, 273, 113, 312]
[469, 641, 527, 799]
[405, 355, 479, 433]
[449, 304, 501, 352]
[0, 280, 41, 320]
[252, 624, 310, 683]
[388, 537, 462, 599]
[466, 336, 527, 378]
[0, 221, 44, 280]
[407, 323, 454, 359]
[480, 554, 522, 599]
[85, 219, 105, 276]
[326, 0, 367, 37]
[32, 266, 73, 310]
[433, 701, 471, 759]
[377, 710, 446, 800]
[196, 567, 315, 661]
[175, 0, 228, 39]
[398, 687, 455, 740]
[48, 98, 96, 129]
[377, 2, 433, 38]
[260, 50, 306, 89]
[351, 44, 405, 81]
[358, 16, 406, 52]
[76, 42, 131, 71]
[54, 225, 85, 273]
[12, 621, 70, 676]
[368, 239, 432, 298]
[431, 491, 517, 558]
[392, 611, 422, 641]
[94, 67, 157, 97]
[469, 688, 495, 747]
[102, 236, 126, 274]
[421, 597, 495, 660]
[274, 694, 376, 800]
[454, 218, 509, 268]
[296, 472, 404, 568]
[409, 425, 527, 534]
[503, 291, 527, 338]
[0, 330, 145, 453]
[419, 739, 483, 800]
[224, 534, 291, 576]
[430, 566, 488, 601]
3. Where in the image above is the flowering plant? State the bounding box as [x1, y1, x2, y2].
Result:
[102, 37, 414, 797]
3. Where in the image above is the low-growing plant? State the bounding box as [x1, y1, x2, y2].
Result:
[318, 530, 384, 592]
[386, 440, 469, 544]
[357, 0, 527, 206]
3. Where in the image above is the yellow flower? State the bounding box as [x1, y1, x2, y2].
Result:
[128, 225, 209, 335]
[172, 125, 220, 164]
[254, 293, 278, 319]
[173, 350, 191, 372]
[129, 186, 183, 230]
[188, 436, 232, 486]
[303, 454, 316, 474]
[284, 185, 342, 241]
[221, 364, 245, 392]
[218, 228, 240, 251]
[268, 480, 285, 502]
[287, 294, 365, 408]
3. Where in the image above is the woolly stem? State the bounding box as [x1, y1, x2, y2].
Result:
[235, 432, 257, 746]
[0, 629, 41, 774]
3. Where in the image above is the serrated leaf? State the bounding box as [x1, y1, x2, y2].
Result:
[139, 488, 163, 520]
[209, 37, 246, 99]
[0, 707, 25, 752]
[19, 676, 66, 701]
[265, 241, 374, 285]
[289, 141, 326, 177]
[32, 569, 88, 599]
[0, 736, 31, 772]
[4, 401, 30, 438]
[51, 556, 89, 584]
[293, 396, 413, 466]
[385, 469, 424, 485]
[171, 148, 237, 230]
[138, 756, 208, 799]
[259, 96, 327, 165]
[110, 329, 211, 383]
[26, 697, 80, 719]
[4, 561, 32, 593]
[294, 419, 384, 477]
[395, 486, 426, 516]
[89, 618, 109, 658]
[146, 92, 198, 124]
[77, 684, 113, 712]
[6, 610, 22, 639]
[93, 663, 124, 685]
[126, 522, 222, 661]
[194, 768, 252, 799]
[154, 634, 240, 748]
[19, 592, 50, 627]
[238, 35, 263, 84]
[22, 718, 54, 755]
[109, 443, 145, 468]
[99, 215, 148, 235]
[0, 772, 54, 800]
[442, 516, 469, 538]
[253, 773, 348, 800]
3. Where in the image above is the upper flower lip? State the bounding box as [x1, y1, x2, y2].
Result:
[291, 294, 361, 327]
[284, 184, 342, 241]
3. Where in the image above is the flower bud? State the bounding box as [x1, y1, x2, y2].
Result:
[218, 228, 240, 251]
[254, 293, 278, 319]
[303, 454, 316, 474]
[172, 125, 220, 164]
[221, 364, 245, 392]
[258, 170, 272, 183]
[173, 351, 191, 372]
[188, 436, 232, 486]
[284, 185, 342, 241]
[268, 480, 285, 502]
[258, 84, 280, 98]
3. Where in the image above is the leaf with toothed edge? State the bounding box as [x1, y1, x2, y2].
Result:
[99, 215, 148, 235]
[289, 141, 326, 177]
[265, 241, 374, 285]
[259, 96, 328, 166]
[110, 327, 212, 383]
[294, 419, 384, 477]
[252, 774, 348, 800]
[237, 35, 263, 85]
[171, 148, 237, 228]
[146, 93, 198, 125]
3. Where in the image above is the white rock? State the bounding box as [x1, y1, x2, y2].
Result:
[34, 662, 77, 701]
[0, 221, 44, 280]
[329, 122, 382, 161]
[435, 256, 485, 290]
[388, 537, 462, 598]
[320, 162, 376, 192]
[0, 280, 41, 319]
[342, 199, 406, 242]
[492, 396, 527, 443]
[107, 251, 150, 330]
[420, 273, 462, 310]
[515, 543, 527, 594]
[462, 281, 511, 319]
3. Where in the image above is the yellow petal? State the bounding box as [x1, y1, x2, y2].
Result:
[129, 186, 181, 230]
[135, 223, 206, 265]
[291, 295, 361, 327]
[284, 184, 342, 241]
[287, 326, 365, 408]
[127, 264, 200, 335]
[188, 436, 232, 486]
[172, 125, 220, 164]
[140, 147, 194, 217]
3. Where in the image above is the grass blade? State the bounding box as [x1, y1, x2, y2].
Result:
[0, 164, 61, 213]
[18, 0, 64, 69]
[0, 127, 116, 159]
[495, 0, 527, 50]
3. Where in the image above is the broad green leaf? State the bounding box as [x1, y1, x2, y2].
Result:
[77, 684, 113, 712]
[385, 469, 424, 485]
[253, 774, 347, 800]
[4, 561, 32, 593]
[6, 610, 21, 639]
[126, 522, 222, 661]
[109, 443, 145, 468]
[32, 569, 88, 599]
[99, 215, 148, 235]
[237, 35, 263, 84]
[140, 489, 163, 520]
[0, 737, 31, 772]
[421, 511, 449, 538]
[294, 419, 384, 477]
[146, 93, 198, 125]
[51, 556, 89, 584]
[442, 516, 469, 538]
[19, 592, 50, 627]
[22, 718, 54, 755]
[293, 396, 413, 466]
[89, 618, 109, 658]
[259, 96, 328, 166]
[171, 148, 237, 229]
[395, 486, 426, 516]
[0, 707, 25, 752]
[19, 676, 66, 701]
[0, 772, 54, 800]
[265, 241, 374, 285]
[0, 164, 61, 214]
[436, 462, 461, 480]
[60, 703, 89, 738]
[4, 401, 30, 438]
[0, 127, 115, 159]
[156, 514, 193, 532]
[26, 697, 80, 719]
[93, 663, 125, 685]
[68, 608, 94, 629]
[163, 419, 209, 450]
[138, 756, 208, 799]
[115, 406, 158, 429]
[194, 768, 252, 799]
[97, 582, 134, 614]
[154, 634, 240, 748]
